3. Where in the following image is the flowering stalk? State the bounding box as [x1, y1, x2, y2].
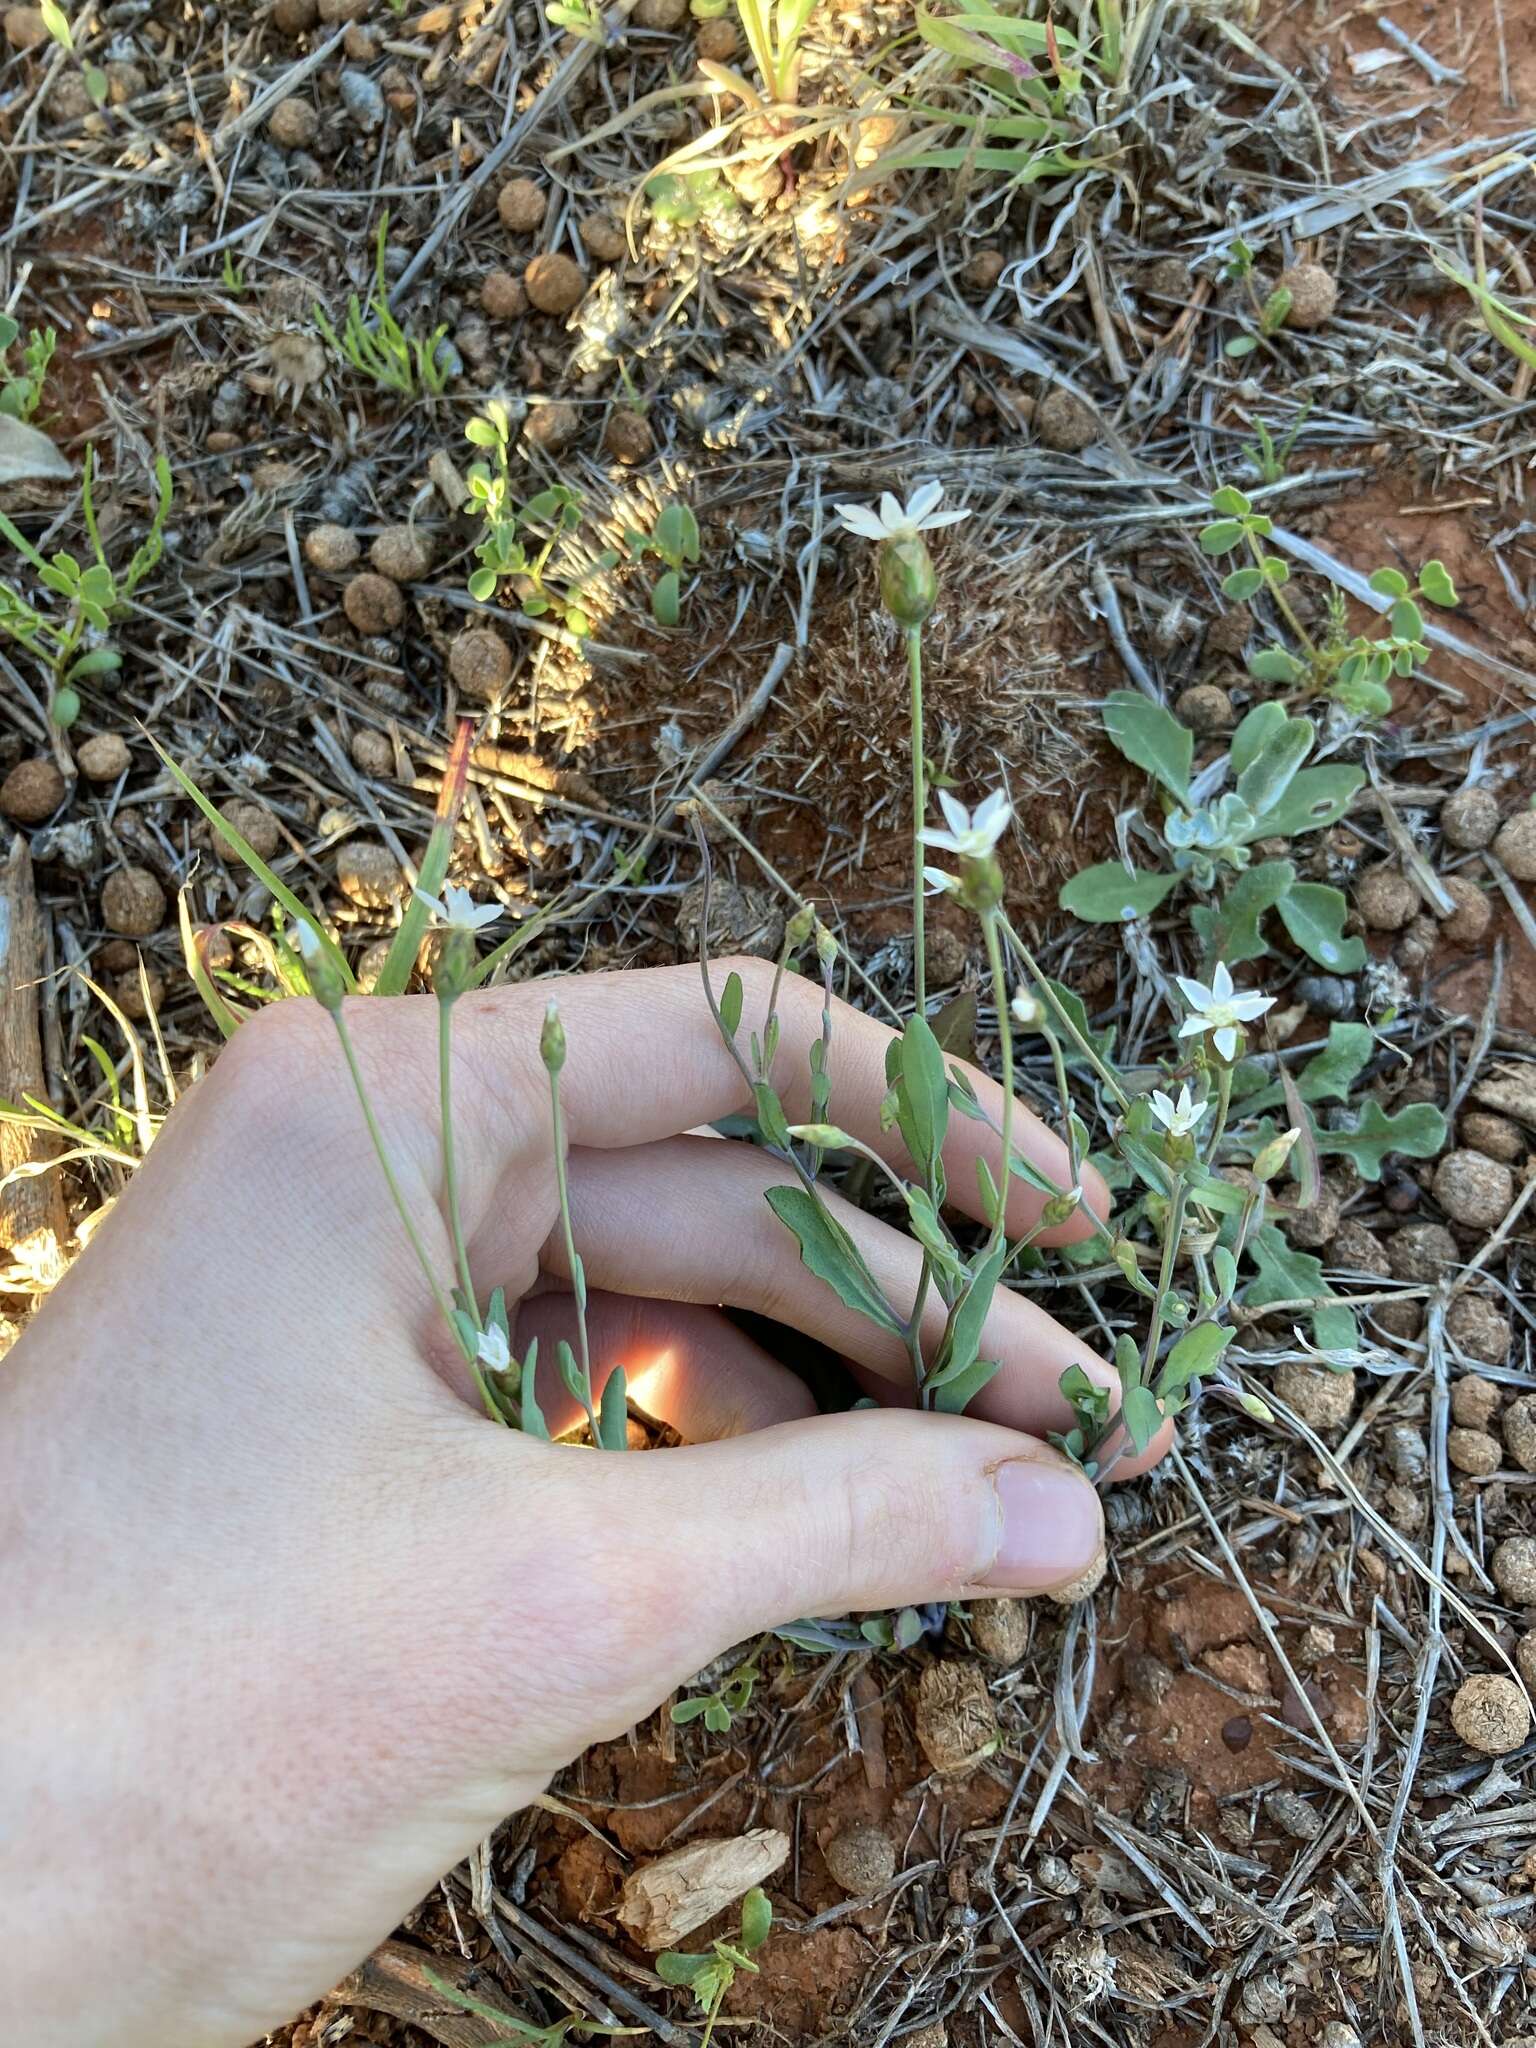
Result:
[907, 625, 927, 1009]
[541, 1001, 598, 1445]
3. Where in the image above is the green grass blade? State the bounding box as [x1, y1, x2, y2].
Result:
[373, 717, 474, 996]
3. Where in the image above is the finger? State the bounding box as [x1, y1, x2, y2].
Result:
[537, 1136, 1160, 1458]
[448, 959, 1107, 1247]
[511, 1291, 817, 1442]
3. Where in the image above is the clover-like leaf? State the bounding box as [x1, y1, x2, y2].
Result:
[1368, 565, 1410, 598]
[1248, 643, 1307, 684]
[1211, 485, 1253, 516]
[1417, 558, 1457, 607]
[1222, 565, 1264, 601]
[1199, 519, 1245, 555]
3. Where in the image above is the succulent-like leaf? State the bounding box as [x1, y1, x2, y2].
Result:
[1101, 690, 1193, 799]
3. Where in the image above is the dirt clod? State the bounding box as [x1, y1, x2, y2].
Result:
[101, 865, 165, 936]
[216, 800, 281, 861]
[525, 400, 581, 452]
[1355, 866, 1417, 931]
[497, 178, 547, 233]
[1440, 786, 1501, 849]
[268, 98, 319, 150]
[1518, 1633, 1536, 1690]
[448, 627, 514, 701]
[1436, 872, 1493, 946]
[336, 841, 406, 908]
[1174, 682, 1232, 734]
[1035, 387, 1098, 452]
[1447, 1294, 1512, 1367]
[524, 251, 586, 314]
[634, 0, 689, 23]
[1274, 1361, 1355, 1431]
[481, 269, 528, 319]
[695, 17, 738, 59]
[76, 733, 131, 782]
[343, 572, 405, 635]
[1433, 1149, 1513, 1229]
[968, 1597, 1030, 1666]
[304, 524, 361, 575]
[1276, 260, 1338, 330]
[915, 1660, 998, 1772]
[1492, 1537, 1536, 1603]
[368, 527, 435, 583]
[604, 410, 653, 464]
[1491, 808, 1536, 880]
[580, 214, 628, 264]
[1446, 1427, 1501, 1477]
[1502, 1394, 1536, 1474]
[1450, 1673, 1531, 1754]
[4, 6, 48, 48]
[1451, 1374, 1502, 1430]
[350, 729, 393, 777]
[1387, 1221, 1459, 1284]
[1, 758, 65, 822]
[1205, 604, 1252, 655]
[1460, 1110, 1523, 1162]
[823, 1823, 896, 1896]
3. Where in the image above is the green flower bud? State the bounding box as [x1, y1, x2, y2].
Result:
[785, 901, 815, 950]
[814, 919, 838, 969]
[434, 925, 478, 1001]
[1251, 1126, 1300, 1182]
[878, 534, 938, 626]
[540, 1000, 567, 1074]
[1040, 1188, 1082, 1229]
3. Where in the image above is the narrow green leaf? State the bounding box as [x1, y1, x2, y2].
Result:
[898, 1012, 950, 1176]
[931, 1353, 1002, 1415]
[176, 890, 246, 1039]
[927, 1240, 1008, 1396]
[764, 1185, 903, 1331]
[720, 969, 744, 1039]
[753, 1082, 792, 1150]
[597, 1364, 629, 1450]
[521, 1342, 549, 1440]
[739, 1888, 772, 1952]
[1121, 1384, 1163, 1454]
[1101, 689, 1192, 799]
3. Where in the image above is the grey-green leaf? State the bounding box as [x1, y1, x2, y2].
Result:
[1249, 764, 1363, 840]
[1102, 690, 1192, 799]
[1229, 700, 1288, 776]
[597, 1364, 629, 1450]
[1190, 859, 1294, 969]
[1238, 715, 1314, 823]
[898, 1012, 950, 1177]
[1059, 862, 1180, 923]
[1317, 1099, 1447, 1180]
[764, 1185, 904, 1331]
[927, 1240, 1008, 1396]
[1121, 1384, 1163, 1454]
[1275, 882, 1366, 972]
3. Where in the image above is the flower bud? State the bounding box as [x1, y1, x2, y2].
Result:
[1251, 1126, 1300, 1182]
[293, 921, 347, 1014]
[814, 919, 838, 969]
[1010, 987, 1042, 1030]
[785, 901, 815, 950]
[434, 925, 477, 1001]
[878, 534, 938, 626]
[1040, 1187, 1082, 1229]
[540, 1000, 567, 1074]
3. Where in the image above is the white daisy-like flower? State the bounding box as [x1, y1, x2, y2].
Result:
[1149, 1082, 1210, 1138]
[476, 1324, 511, 1373]
[413, 883, 502, 934]
[1175, 962, 1275, 1063]
[834, 480, 972, 543]
[919, 788, 1013, 860]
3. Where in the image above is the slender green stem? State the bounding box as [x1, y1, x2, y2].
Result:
[330, 1006, 465, 1352]
[1000, 917, 1131, 1110]
[981, 910, 1015, 1252]
[1138, 1174, 1188, 1387]
[1246, 528, 1318, 657]
[907, 623, 927, 1013]
[1205, 1059, 1235, 1163]
[438, 995, 479, 1322]
[548, 1060, 598, 1442]
[1041, 1016, 1081, 1186]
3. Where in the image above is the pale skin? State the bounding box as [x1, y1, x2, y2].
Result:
[1, 958, 1168, 2048]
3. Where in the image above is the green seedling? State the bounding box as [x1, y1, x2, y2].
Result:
[888, 4, 1095, 189]
[314, 215, 451, 400]
[36, 0, 110, 105]
[0, 315, 56, 422]
[0, 445, 172, 726]
[657, 1889, 772, 2048]
[671, 1648, 760, 1733]
[625, 500, 700, 626]
[463, 406, 616, 633]
[547, 0, 606, 39]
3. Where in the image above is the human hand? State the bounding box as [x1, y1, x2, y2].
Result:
[1, 959, 1163, 2048]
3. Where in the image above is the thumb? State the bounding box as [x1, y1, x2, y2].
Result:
[593, 1407, 1105, 1660]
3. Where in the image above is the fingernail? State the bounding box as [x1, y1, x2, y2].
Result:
[985, 1457, 1103, 1593]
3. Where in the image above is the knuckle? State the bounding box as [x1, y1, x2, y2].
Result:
[212, 994, 334, 1107]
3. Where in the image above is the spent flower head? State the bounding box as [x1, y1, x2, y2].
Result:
[1175, 961, 1275, 1063]
[1150, 1083, 1209, 1138]
[413, 883, 502, 934]
[833, 480, 972, 544]
[920, 788, 1012, 860]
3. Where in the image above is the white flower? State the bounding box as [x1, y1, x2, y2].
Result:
[476, 1324, 510, 1373]
[413, 883, 501, 934]
[919, 788, 1013, 860]
[834, 479, 972, 543]
[923, 864, 960, 897]
[291, 921, 322, 963]
[1174, 962, 1275, 1063]
[1149, 1083, 1210, 1138]
[1010, 987, 1042, 1029]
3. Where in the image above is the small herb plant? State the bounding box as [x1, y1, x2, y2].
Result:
[0, 446, 173, 727]
[670, 1647, 761, 1733]
[625, 501, 700, 626]
[1198, 485, 1458, 719]
[656, 1888, 772, 2047]
[1221, 239, 1293, 358]
[547, 0, 606, 38]
[462, 404, 616, 635]
[314, 216, 451, 401]
[35, 0, 111, 107]
[714, 0, 817, 105]
[0, 315, 56, 422]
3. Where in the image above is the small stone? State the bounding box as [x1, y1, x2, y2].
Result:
[304, 523, 361, 575]
[1383, 1423, 1428, 1482]
[343, 572, 405, 634]
[104, 59, 145, 103]
[1385, 1482, 1426, 1533]
[343, 20, 378, 57]
[1174, 682, 1232, 734]
[524, 399, 581, 452]
[524, 251, 585, 315]
[1274, 1361, 1355, 1431]
[604, 410, 653, 464]
[1460, 1110, 1524, 1163]
[1355, 866, 1417, 931]
[1036, 387, 1098, 452]
[112, 964, 165, 1020]
[1205, 603, 1252, 655]
[336, 841, 406, 909]
[1446, 1427, 1501, 1477]
[101, 865, 165, 937]
[634, 0, 688, 23]
[76, 732, 131, 782]
[1451, 1374, 1502, 1430]
[368, 525, 436, 583]
[350, 728, 393, 777]
[1297, 973, 1358, 1021]
[1437, 873, 1493, 946]
[448, 627, 514, 702]
[1298, 1624, 1336, 1664]
[216, 799, 281, 861]
[1, 757, 65, 822]
[1331, 1218, 1390, 1274]
[1396, 912, 1439, 969]
[823, 1823, 896, 1896]
[1387, 1221, 1459, 1284]
[968, 1597, 1030, 1666]
[1503, 1394, 1536, 1474]
[1143, 254, 1194, 302]
[1203, 1642, 1269, 1694]
[962, 249, 1006, 292]
[1492, 808, 1536, 881]
[1319, 2022, 1362, 2048]
[1048, 1548, 1106, 1607]
[1450, 1673, 1531, 1754]
[1275, 260, 1338, 330]
[1441, 786, 1500, 850]
[267, 97, 319, 149]
[1447, 1294, 1512, 1367]
[1492, 1536, 1536, 1603]
[481, 269, 528, 319]
[1434, 1149, 1514, 1229]
[4, 5, 48, 48]
[1263, 1786, 1322, 1840]
[694, 16, 738, 59]
[580, 213, 627, 264]
[1125, 1653, 1173, 1705]
[497, 177, 547, 233]
[914, 1661, 999, 1773]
